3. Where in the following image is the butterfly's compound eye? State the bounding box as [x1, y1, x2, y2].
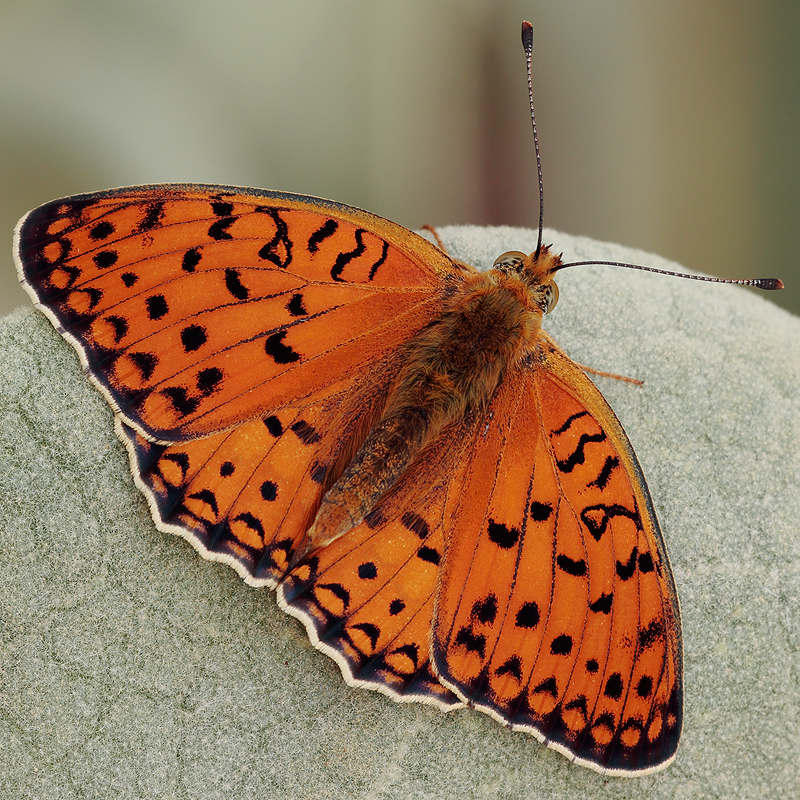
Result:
[541, 280, 559, 313]
[493, 250, 527, 272]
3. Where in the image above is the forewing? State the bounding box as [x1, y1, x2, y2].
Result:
[431, 337, 682, 775]
[15, 184, 461, 442]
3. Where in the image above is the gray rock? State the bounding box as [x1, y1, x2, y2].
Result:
[1, 225, 797, 799]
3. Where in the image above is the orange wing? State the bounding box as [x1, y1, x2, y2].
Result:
[276, 336, 681, 772]
[277, 428, 471, 709]
[118, 358, 394, 587]
[15, 185, 462, 442]
[431, 333, 682, 775]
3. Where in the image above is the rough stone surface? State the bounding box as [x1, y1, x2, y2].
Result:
[1, 225, 798, 799]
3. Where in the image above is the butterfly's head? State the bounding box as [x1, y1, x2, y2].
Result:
[492, 244, 562, 315]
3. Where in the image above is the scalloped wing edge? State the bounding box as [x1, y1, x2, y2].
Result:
[275, 581, 466, 712]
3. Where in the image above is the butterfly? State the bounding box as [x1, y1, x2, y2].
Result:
[13, 182, 683, 774]
[18, 20, 783, 778]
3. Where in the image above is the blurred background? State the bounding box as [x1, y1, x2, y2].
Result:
[1, 0, 798, 317]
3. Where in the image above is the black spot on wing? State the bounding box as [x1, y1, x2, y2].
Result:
[330, 228, 366, 282]
[616, 547, 638, 581]
[180, 324, 207, 352]
[556, 554, 587, 577]
[401, 511, 430, 539]
[291, 420, 321, 445]
[638, 619, 665, 650]
[263, 415, 283, 437]
[471, 594, 497, 625]
[639, 552, 655, 573]
[121, 272, 138, 287]
[220, 461, 235, 477]
[550, 634, 573, 656]
[389, 599, 405, 616]
[308, 219, 338, 252]
[487, 520, 520, 549]
[357, 562, 377, 580]
[196, 367, 222, 395]
[589, 593, 613, 614]
[182, 248, 202, 272]
[530, 501, 552, 522]
[286, 293, 307, 316]
[604, 673, 624, 700]
[208, 217, 235, 240]
[265, 331, 300, 364]
[515, 601, 540, 629]
[260, 480, 278, 502]
[136, 200, 165, 232]
[89, 221, 114, 240]
[146, 294, 168, 320]
[417, 546, 440, 565]
[93, 250, 117, 269]
[225, 268, 249, 300]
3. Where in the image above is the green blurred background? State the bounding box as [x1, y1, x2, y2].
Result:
[2, 0, 798, 317]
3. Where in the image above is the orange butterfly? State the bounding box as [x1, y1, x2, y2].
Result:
[12, 21, 782, 777]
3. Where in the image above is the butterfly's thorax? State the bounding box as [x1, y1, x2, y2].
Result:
[306, 267, 549, 551]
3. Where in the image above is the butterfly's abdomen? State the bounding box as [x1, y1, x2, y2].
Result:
[306, 270, 543, 550]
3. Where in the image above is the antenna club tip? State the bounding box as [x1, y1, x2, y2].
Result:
[749, 278, 784, 290]
[521, 21, 533, 51]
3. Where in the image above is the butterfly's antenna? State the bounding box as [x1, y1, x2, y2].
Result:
[553, 259, 783, 291]
[520, 21, 782, 294]
[521, 21, 544, 261]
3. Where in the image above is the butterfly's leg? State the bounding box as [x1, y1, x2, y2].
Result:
[574, 362, 643, 386]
